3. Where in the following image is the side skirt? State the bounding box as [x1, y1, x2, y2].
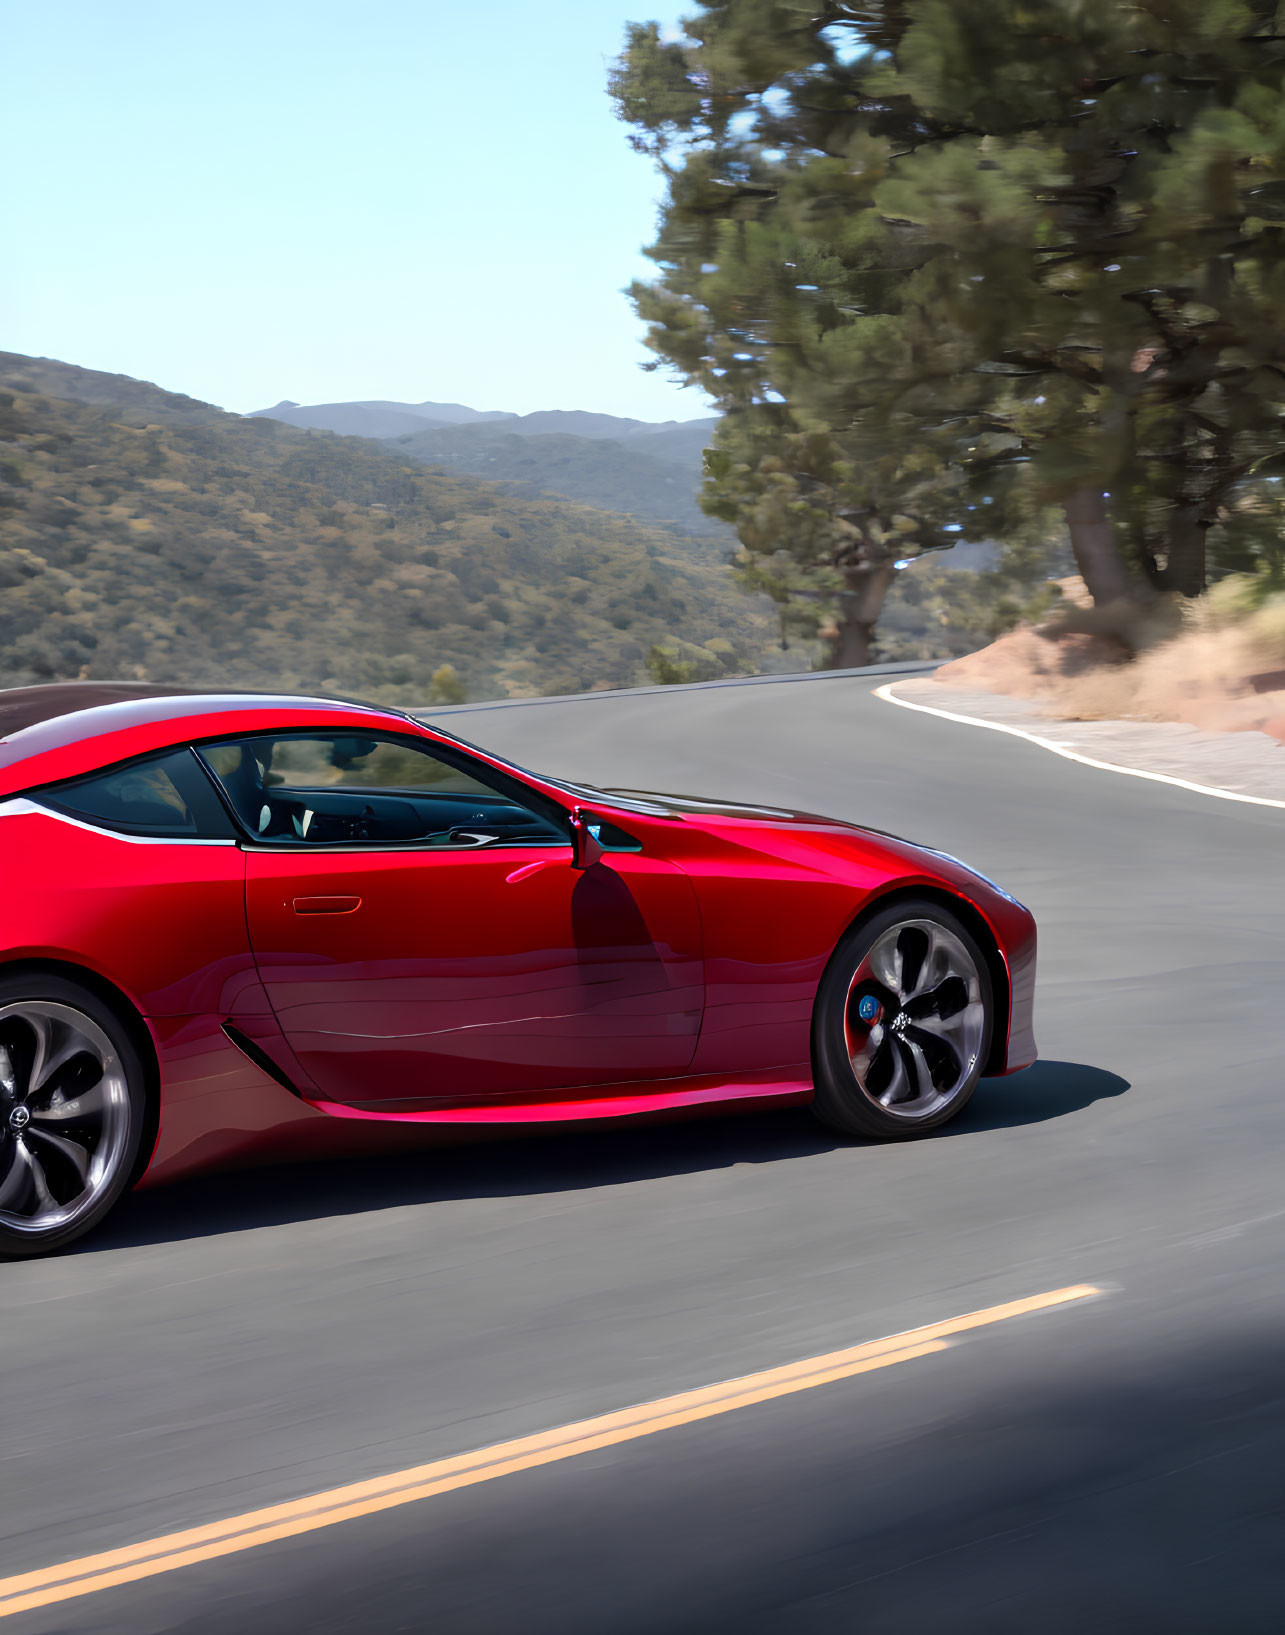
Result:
[308, 1071, 815, 1125]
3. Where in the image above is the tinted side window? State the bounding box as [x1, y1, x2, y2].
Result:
[36, 748, 236, 839]
[196, 732, 568, 848]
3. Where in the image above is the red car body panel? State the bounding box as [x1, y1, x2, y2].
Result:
[0, 688, 1039, 1189]
[243, 845, 704, 1106]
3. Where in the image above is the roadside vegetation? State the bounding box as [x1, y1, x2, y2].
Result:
[613, 0, 1285, 672]
[938, 571, 1285, 743]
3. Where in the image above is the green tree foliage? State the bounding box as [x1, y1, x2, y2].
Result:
[644, 633, 744, 683]
[0, 356, 778, 701]
[613, 1, 1285, 659]
[425, 664, 469, 706]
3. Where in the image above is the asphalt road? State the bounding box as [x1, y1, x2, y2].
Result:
[4, 671, 1285, 1632]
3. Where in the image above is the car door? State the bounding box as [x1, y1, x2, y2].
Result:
[197, 728, 704, 1107]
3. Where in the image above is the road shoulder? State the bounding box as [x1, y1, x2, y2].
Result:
[880, 677, 1285, 809]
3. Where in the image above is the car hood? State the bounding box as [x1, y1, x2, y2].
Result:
[598, 785, 836, 825]
[550, 777, 862, 829]
[596, 784, 910, 845]
[582, 783, 1022, 910]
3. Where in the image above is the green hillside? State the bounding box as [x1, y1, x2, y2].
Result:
[0, 354, 778, 703]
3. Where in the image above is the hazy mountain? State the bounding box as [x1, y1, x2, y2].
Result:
[248, 395, 723, 533]
[383, 423, 714, 534]
[249, 398, 514, 439]
[0, 352, 777, 701]
[496, 409, 719, 449]
[618, 420, 722, 466]
[250, 396, 716, 445]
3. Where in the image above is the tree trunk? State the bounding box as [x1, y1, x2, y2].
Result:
[826, 560, 896, 670]
[1154, 503, 1207, 597]
[829, 616, 872, 669]
[1063, 486, 1134, 606]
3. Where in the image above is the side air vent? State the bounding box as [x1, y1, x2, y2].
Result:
[221, 1022, 304, 1099]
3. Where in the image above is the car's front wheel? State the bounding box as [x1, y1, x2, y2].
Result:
[811, 899, 993, 1139]
[0, 976, 147, 1258]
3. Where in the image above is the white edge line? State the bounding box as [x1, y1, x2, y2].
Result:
[873, 683, 1285, 812]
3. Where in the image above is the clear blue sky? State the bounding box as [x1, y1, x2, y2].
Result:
[4, 1, 710, 421]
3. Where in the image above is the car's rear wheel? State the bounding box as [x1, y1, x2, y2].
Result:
[811, 899, 993, 1140]
[0, 976, 146, 1257]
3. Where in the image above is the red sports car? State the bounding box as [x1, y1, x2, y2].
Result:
[0, 684, 1037, 1255]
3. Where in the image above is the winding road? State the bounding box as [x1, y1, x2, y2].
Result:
[3, 670, 1284, 1631]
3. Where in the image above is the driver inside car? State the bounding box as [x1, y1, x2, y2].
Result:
[198, 735, 546, 847]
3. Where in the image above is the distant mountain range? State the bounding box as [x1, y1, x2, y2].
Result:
[251, 398, 515, 437]
[248, 398, 722, 535]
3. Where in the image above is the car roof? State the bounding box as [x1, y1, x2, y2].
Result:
[0, 682, 401, 739]
[0, 683, 427, 798]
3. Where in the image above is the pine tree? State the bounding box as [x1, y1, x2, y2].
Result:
[613, 1, 1285, 659]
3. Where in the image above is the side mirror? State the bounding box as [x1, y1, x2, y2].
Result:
[569, 807, 605, 870]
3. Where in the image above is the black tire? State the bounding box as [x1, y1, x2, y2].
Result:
[0, 974, 148, 1258]
[811, 898, 994, 1140]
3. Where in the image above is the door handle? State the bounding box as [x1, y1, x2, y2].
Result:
[292, 895, 362, 915]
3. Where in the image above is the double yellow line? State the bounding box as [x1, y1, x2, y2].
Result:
[0, 1282, 1099, 1619]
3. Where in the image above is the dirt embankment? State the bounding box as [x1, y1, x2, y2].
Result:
[934, 578, 1285, 747]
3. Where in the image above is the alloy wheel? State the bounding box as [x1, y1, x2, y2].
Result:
[843, 919, 987, 1119]
[0, 1001, 132, 1239]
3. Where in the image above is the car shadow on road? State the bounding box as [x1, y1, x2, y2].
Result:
[943, 1057, 1130, 1138]
[83, 1058, 1128, 1253]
